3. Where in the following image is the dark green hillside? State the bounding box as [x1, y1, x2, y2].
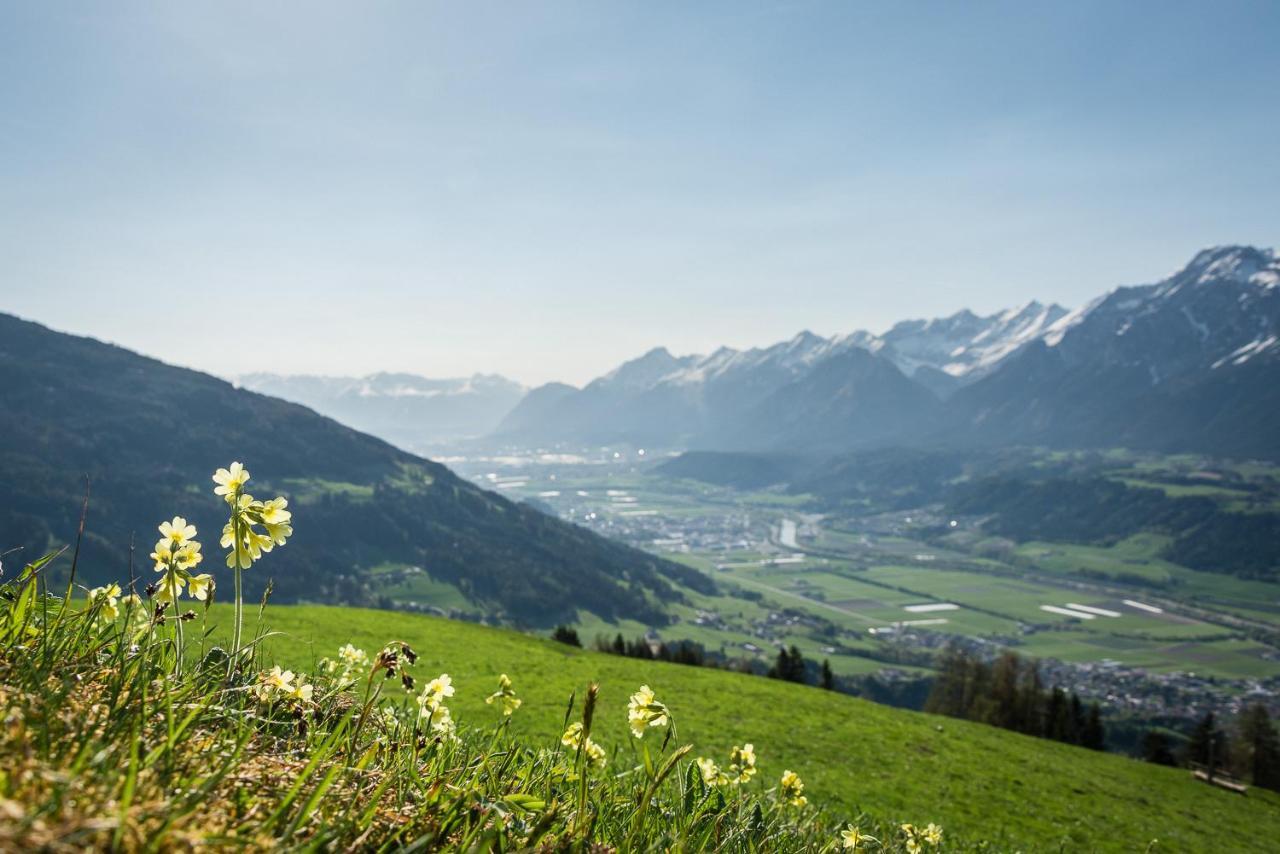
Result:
[0, 313, 710, 623]
[949, 476, 1280, 581]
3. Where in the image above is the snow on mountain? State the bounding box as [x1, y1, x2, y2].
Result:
[1031, 245, 1280, 379]
[238, 372, 526, 449]
[868, 302, 1070, 381]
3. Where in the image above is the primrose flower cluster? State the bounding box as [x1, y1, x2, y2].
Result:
[212, 462, 292, 569]
[85, 583, 145, 629]
[561, 722, 607, 769]
[484, 673, 522, 716]
[149, 516, 213, 604]
[417, 673, 456, 735]
[255, 665, 314, 705]
[318, 642, 370, 688]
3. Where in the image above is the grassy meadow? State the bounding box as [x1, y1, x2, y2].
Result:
[226, 602, 1278, 852]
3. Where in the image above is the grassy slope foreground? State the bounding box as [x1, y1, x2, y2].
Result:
[3, 577, 877, 852]
[249, 605, 1279, 852]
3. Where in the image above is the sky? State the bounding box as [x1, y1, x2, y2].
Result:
[2, 2, 1279, 387]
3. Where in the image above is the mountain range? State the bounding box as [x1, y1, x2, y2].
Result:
[497, 246, 1280, 459]
[236, 372, 525, 452]
[0, 313, 709, 625]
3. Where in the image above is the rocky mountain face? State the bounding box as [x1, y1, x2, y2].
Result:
[949, 246, 1280, 457]
[496, 246, 1280, 460]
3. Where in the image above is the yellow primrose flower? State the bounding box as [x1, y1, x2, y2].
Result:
[584, 738, 607, 769]
[696, 757, 727, 786]
[88, 583, 123, 622]
[417, 696, 453, 733]
[221, 518, 267, 569]
[561, 722, 604, 767]
[727, 743, 757, 784]
[561, 722, 584, 749]
[187, 573, 214, 602]
[266, 666, 295, 691]
[338, 643, 369, 668]
[154, 572, 187, 603]
[174, 541, 203, 569]
[422, 673, 455, 704]
[779, 769, 807, 807]
[901, 823, 931, 854]
[255, 665, 296, 702]
[159, 516, 196, 547]
[213, 462, 250, 501]
[841, 827, 869, 850]
[259, 497, 293, 545]
[923, 824, 943, 846]
[484, 673, 522, 715]
[627, 684, 670, 738]
[290, 679, 314, 703]
[416, 676, 456, 733]
[149, 539, 173, 572]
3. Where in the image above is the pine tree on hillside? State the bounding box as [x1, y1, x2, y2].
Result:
[924, 646, 969, 716]
[821, 658, 835, 691]
[1017, 663, 1045, 736]
[1081, 703, 1106, 751]
[768, 645, 807, 683]
[1045, 687, 1071, 743]
[1068, 693, 1086, 745]
[552, 625, 581, 647]
[1236, 704, 1280, 791]
[1188, 712, 1229, 776]
[1141, 730, 1178, 766]
[987, 652, 1022, 731]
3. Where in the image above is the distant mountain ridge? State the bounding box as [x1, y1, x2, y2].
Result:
[496, 246, 1280, 460]
[238, 371, 525, 451]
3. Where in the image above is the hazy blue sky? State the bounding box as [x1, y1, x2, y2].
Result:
[3, 2, 1278, 386]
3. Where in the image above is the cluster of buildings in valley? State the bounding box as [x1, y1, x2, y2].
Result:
[677, 600, 1280, 725]
[1036, 657, 1280, 723]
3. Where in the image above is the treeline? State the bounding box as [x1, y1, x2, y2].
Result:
[1142, 707, 1280, 791]
[925, 648, 1105, 749]
[590, 633, 838, 689]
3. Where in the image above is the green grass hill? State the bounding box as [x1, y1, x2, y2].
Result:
[239, 603, 1278, 852]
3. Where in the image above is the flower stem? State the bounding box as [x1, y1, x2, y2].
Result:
[230, 494, 245, 667]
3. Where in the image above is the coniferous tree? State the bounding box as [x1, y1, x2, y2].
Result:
[987, 652, 1022, 730]
[1141, 730, 1177, 766]
[1017, 664, 1045, 735]
[1068, 693, 1086, 745]
[1188, 712, 1229, 776]
[821, 658, 835, 691]
[769, 645, 807, 683]
[1045, 687, 1071, 743]
[551, 625, 581, 647]
[1081, 703, 1106, 751]
[924, 646, 968, 716]
[1236, 704, 1280, 790]
[612, 633, 626, 655]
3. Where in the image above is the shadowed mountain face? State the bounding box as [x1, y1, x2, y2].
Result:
[0, 313, 711, 625]
[496, 246, 1280, 461]
[949, 246, 1280, 457]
